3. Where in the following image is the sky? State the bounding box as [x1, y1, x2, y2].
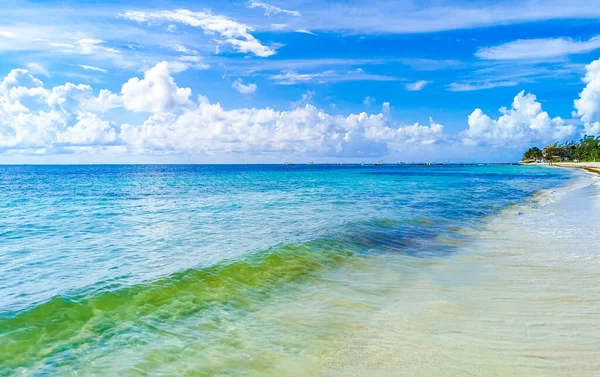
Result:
[1, 0, 600, 163]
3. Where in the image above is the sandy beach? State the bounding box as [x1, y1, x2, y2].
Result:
[554, 162, 600, 175]
[523, 162, 600, 175]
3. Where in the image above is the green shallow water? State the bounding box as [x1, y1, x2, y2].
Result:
[0, 240, 360, 373]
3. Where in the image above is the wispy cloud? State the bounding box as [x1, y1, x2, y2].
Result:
[400, 58, 464, 71]
[446, 81, 518, 92]
[25, 62, 49, 77]
[296, 29, 316, 35]
[269, 68, 399, 85]
[476, 36, 600, 60]
[447, 61, 583, 92]
[248, 1, 301, 17]
[122, 9, 276, 57]
[237, 58, 392, 74]
[288, 0, 600, 34]
[271, 23, 287, 30]
[79, 64, 108, 73]
[405, 80, 430, 91]
[271, 70, 336, 84]
[172, 44, 198, 55]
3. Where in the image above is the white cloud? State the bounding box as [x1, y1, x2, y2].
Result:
[573, 58, 600, 136]
[47, 38, 120, 57]
[25, 63, 49, 77]
[269, 69, 398, 85]
[476, 36, 600, 60]
[405, 80, 430, 91]
[232, 78, 257, 94]
[296, 29, 316, 35]
[0, 68, 119, 151]
[58, 113, 117, 145]
[1, 68, 44, 89]
[79, 65, 108, 73]
[271, 23, 287, 30]
[400, 58, 464, 71]
[248, 1, 301, 17]
[462, 91, 576, 146]
[77, 38, 119, 55]
[584, 122, 600, 135]
[172, 55, 210, 71]
[274, 0, 600, 34]
[447, 81, 518, 92]
[0, 66, 445, 157]
[172, 44, 198, 55]
[48, 83, 121, 113]
[574, 57, 600, 124]
[4, 53, 599, 160]
[122, 9, 276, 57]
[292, 90, 315, 107]
[382, 102, 390, 116]
[120, 101, 444, 157]
[363, 96, 376, 105]
[121, 61, 193, 113]
[270, 70, 336, 84]
[0, 30, 15, 38]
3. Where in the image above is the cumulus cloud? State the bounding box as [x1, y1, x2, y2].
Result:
[476, 36, 600, 60]
[584, 122, 600, 135]
[122, 9, 276, 57]
[248, 1, 301, 17]
[120, 101, 444, 157]
[232, 78, 257, 94]
[0, 68, 120, 151]
[57, 113, 117, 145]
[574, 58, 600, 123]
[462, 91, 576, 146]
[121, 61, 193, 113]
[3, 54, 599, 160]
[48, 83, 121, 113]
[0, 65, 444, 157]
[573, 57, 600, 136]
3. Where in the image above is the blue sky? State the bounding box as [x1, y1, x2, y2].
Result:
[1, 0, 600, 163]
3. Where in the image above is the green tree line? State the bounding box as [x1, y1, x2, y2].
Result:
[523, 135, 600, 162]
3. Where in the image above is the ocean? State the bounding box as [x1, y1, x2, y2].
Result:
[0, 164, 598, 376]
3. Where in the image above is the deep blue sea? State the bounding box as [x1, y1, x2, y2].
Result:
[3, 164, 598, 377]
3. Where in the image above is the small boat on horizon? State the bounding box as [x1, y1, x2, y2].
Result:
[283, 162, 294, 166]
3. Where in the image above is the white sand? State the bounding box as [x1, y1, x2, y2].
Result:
[523, 161, 600, 174]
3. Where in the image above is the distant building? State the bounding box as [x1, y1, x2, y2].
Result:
[542, 144, 573, 162]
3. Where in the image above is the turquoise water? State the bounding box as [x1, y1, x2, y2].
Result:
[2, 164, 596, 376]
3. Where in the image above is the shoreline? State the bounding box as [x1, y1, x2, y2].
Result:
[522, 161, 600, 175]
[327, 169, 600, 376]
